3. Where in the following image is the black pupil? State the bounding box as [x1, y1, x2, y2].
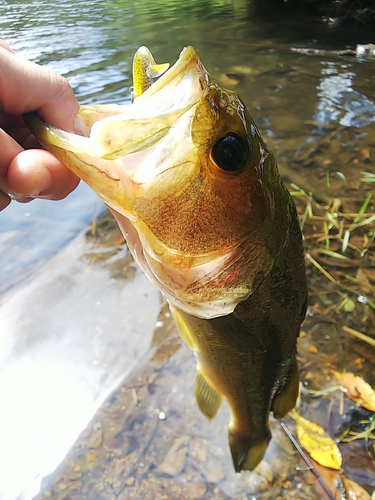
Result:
[212, 133, 249, 172]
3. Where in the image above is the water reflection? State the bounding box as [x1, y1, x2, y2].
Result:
[317, 62, 375, 127]
[0, 225, 161, 499]
[0, 184, 101, 296]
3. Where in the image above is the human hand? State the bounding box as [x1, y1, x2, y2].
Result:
[0, 39, 80, 211]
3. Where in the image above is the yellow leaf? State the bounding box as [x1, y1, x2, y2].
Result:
[331, 370, 375, 412]
[289, 409, 342, 470]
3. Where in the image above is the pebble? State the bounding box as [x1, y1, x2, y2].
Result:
[157, 436, 188, 475]
[205, 460, 226, 483]
[361, 148, 371, 159]
[229, 65, 253, 75]
[190, 437, 207, 464]
[103, 431, 128, 449]
[241, 460, 273, 492]
[217, 73, 240, 87]
[85, 450, 98, 465]
[184, 481, 207, 498]
[87, 429, 103, 449]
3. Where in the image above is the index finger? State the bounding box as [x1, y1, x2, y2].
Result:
[0, 43, 79, 132]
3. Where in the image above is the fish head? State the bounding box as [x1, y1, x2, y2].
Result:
[25, 46, 289, 319]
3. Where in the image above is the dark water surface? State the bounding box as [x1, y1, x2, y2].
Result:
[0, 1, 374, 499]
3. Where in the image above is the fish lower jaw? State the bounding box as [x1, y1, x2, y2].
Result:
[110, 208, 250, 319]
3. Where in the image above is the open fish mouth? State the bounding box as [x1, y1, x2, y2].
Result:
[25, 46, 207, 163]
[23, 46, 212, 215]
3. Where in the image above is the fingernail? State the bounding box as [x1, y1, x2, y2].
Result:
[8, 192, 33, 203]
[73, 116, 89, 137]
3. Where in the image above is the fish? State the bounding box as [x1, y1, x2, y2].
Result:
[24, 46, 307, 472]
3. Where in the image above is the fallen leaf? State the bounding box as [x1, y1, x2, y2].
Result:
[306, 459, 339, 498]
[363, 267, 375, 282]
[355, 268, 373, 294]
[341, 475, 371, 500]
[289, 409, 342, 470]
[330, 371, 375, 412]
[343, 298, 356, 312]
[307, 462, 371, 500]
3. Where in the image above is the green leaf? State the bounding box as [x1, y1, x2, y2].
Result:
[343, 299, 355, 312]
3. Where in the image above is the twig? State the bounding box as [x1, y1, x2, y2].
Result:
[342, 325, 375, 347]
[291, 47, 357, 57]
[280, 420, 335, 500]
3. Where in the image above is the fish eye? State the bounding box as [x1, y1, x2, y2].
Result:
[212, 133, 249, 172]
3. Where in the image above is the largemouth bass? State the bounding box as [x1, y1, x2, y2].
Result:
[24, 46, 307, 472]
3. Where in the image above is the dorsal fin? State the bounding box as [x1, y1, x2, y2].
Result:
[169, 305, 195, 350]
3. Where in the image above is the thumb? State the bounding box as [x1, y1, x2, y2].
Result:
[0, 43, 79, 132]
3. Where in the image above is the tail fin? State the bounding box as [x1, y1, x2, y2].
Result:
[228, 431, 270, 472]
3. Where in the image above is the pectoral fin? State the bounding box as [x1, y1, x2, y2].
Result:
[195, 369, 223, 420]
[271, 358, 299, 419]
[169, 305, 196, 350]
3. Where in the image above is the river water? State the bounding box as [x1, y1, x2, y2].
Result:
[0, 1, 374, 499]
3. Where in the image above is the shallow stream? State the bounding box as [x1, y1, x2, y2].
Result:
[0, 1, 374, 498]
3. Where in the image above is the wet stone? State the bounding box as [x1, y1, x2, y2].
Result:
[87, 429, 103, 449]
[205, 460, 226, 483]
[112, 458, 126, 478]
[217, 73, 240, 87]
[184, 481, 208, 498]
[190, 437, 208, 464]
[241, 460, 274, 493]
[85, 450, 98, 465]
[157, 436, 189, 476]
[103, 430, 125, 449]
